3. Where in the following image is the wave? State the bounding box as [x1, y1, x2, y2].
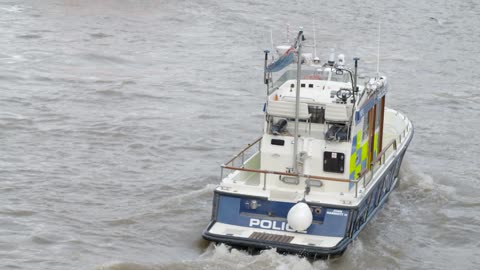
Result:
[97, 244, 327, 270]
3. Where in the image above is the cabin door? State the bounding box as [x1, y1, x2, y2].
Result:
[378, 96, 385, 152]
[367, 106, 376, 170]
[368, 96, 386, 168]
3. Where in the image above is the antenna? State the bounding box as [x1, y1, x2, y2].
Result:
[376, 19, 381, 78]
[312, 18, 317, 58]
[270, 29, 274, 53]
[286, 23, 290, 43]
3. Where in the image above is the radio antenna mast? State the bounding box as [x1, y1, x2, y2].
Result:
[312, 18, 317, 58]
[376, 19, 381, 78]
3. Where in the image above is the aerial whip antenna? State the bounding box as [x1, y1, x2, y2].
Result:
[376, 19, 381, 78]
[312, 18, 317, 58]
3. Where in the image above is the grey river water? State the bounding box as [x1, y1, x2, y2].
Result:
[1, 0, 479, 269]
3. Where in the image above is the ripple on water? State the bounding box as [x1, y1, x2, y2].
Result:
[104, 218, 137, 227]
[90, 33, 114, 39]
[16, 34, 42, 39]
[81, 53, 131, 64]
[0, 5, 24, 13]
[31, 235, 57, 245]
[0, 209, 36, 217]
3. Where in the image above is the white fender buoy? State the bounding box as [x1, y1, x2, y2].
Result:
[287, 202, 313, 231]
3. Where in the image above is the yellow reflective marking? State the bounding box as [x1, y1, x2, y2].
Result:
[357, 130, 362, 150]
[355, 165, 362, 178]
[350, 152, 357, 174]
[361, 142, 369, 162]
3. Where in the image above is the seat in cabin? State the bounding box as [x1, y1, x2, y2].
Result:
[324, 103, 350, 141]
[324, 103, 350, 123]
[267, 101, 311, 119]
[267, 101, 311, 135]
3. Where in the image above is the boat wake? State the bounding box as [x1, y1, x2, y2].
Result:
[398, 159, 455, 204]
[97, 244, 328, 270]
[95, 162, 454, 270]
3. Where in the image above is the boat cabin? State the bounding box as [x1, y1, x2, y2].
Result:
[257, 64, 387, 198]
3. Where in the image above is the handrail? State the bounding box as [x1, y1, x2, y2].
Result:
[221, 119, 411, 198]
[224, 137, 263, 166]
[373, 139, 397, 165]
[357, 138, 397, 179]
[222, 165, 351, 183]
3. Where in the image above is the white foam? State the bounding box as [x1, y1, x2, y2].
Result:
[0, 5, 24, 13]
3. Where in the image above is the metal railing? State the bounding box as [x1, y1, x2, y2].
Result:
[356, 118, 412, 193]
[223, 137, 263, 167]
[356, 138, 397, 192]
[220, 121, 411, 198]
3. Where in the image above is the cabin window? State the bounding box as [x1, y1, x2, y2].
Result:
[325, 124, 349, 141]
[362, 113, 369, 141]
[308, 105, 325, 124]
[376, 103, 382, 128]
[271, 139, 285, 146]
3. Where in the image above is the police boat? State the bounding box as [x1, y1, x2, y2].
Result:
[202, 29, 414, 257]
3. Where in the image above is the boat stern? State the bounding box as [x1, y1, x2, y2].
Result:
[202, 191, 352, 257]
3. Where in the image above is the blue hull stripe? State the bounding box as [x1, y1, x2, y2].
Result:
[217, 196, 349, 237]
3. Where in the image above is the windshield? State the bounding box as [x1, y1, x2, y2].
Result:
[271, 68, 352, 92]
